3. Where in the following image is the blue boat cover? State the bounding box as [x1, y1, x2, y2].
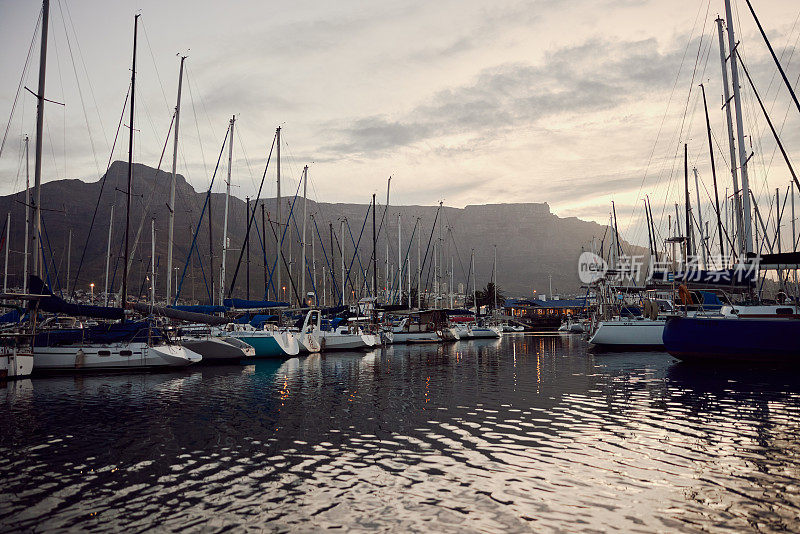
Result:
[170, 304, 227, 314]
[34, 321, 162, 347]
[223, 298, 288, 309]
[29, 275, 125, 320]
[249, 314, 277, 328]
[0, 309, 22, 323]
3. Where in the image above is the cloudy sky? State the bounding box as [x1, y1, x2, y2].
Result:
[2, 0, 800, 248]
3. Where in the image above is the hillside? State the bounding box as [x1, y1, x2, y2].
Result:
[0, 161, 640, 302]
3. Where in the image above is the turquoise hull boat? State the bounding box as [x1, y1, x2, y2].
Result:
[232, 331, 299, 358]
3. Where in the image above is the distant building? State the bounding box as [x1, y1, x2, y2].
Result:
[504, 297, 591, 330]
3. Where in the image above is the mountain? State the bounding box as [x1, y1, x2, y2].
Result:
[0, 161, 639, 303]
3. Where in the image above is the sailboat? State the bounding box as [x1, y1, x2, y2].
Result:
[27, 12, 201, 371]
[223, 323, 300, 358]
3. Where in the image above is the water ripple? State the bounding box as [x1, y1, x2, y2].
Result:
[2, 336, 800, 531]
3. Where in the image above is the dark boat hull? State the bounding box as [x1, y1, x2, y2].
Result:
[663, 316, 800, 362]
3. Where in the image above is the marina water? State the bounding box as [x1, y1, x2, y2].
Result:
[2, 335, 799, 531]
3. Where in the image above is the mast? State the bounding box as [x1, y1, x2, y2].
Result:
[275, 126, 281, 300]
[104, 205, 114, 306]
[777, 187, 782, 253]
[65, 227, 71, 295]
[150, 218, 155, 307]
[261, 203, 267, 295]
[329, 222, 336, 305]
[450, 256, 454, 309]
[207, 180, 214, 305]
[120, 14, 139, 312]
[246, 196, 250, 300]
[407, 257, 411, 310]
[372, 193, 377, 305]
[724, 0, 754, 255]
[493, 244, 497, 312]
[340, 219, 346, 304]
[693, 167, 706, 268]
[385, 177, 391, 302]
[417, 219, 421, 309]
[647, 197, 658, 262]
[32, 0, 50, 278]
[311, 214, 317, 306]
[397, 213, 401, 306]
[437, 201, 443, 306]
[684, 144, 692, 257]
[700, 83, 725, 260]
[23, 136, 30, 293]
[166, 55, 185, 304]
[612, 201, 621, 263]
[3, 213, 9, 292]
[219, 115, 234, 306]
[471, 249, 477, 316]
[644, 199, 654, 258]
[717, 17, 744, 256]
[301, 165, 308, 301]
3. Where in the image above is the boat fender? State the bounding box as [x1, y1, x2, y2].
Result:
[642, 299, 652, 320]
[75, 349, 85, 369]
[678, 284, 692, 306]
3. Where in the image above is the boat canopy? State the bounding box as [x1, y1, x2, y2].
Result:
[170, 304, 227, 314]
[223, 298, 288, 309]
[28, 275, 125, 320]
[33, 321, 161, 347]
[129, 302, 229, 326]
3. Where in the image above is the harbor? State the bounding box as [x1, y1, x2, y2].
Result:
[4, 336, 800, 531]
[3, 0, 800, 531]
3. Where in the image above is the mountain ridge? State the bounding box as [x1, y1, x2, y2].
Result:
[0, 161, 641, 302]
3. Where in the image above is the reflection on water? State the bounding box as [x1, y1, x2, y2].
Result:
[2, 335, 800, 532]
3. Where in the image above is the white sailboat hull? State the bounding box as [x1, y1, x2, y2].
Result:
[392, 331, 440, 344]
[0, 350, 34, 378]
[589, 319, 665, 348]
[319, 331, 372, 350]
[181, 336, 251, 361]
[33, 342, 202, 370]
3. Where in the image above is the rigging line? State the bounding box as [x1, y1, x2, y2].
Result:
[265, 177, 305, 305]
[442, 210, 469, 282]
[657, 15, 713, 232]
[265, 209, 302, 305]
[344, 211, 372, 299]
[253, 204, 279, 300]
[419, 203, 441, 280]
[743, 0, 800, 117]
[735, 48, 800, 193]
[235, 124, 262, 195]
[388, 217, 418, 303]
[49, 5, 67, 182]
[56, 0, 100, 179]
[67, 83, 131, 299]
[287, 197, 319, 298]
[185, 65, 219, 146]
[632, 0, 709, 234]
[121, 112, 176, 290]
[138, 18, 170, 114]
[184, 68, 209, 180]
[653, 21, 714, 234]
[0, 9, 41, 162]
[174, 126, 229, 304]
[227, 132, 277, 298]
[61, 0, 109, 150]
[312, 216, 340, 302]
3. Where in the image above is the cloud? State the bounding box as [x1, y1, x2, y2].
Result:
[320, 37, 685, 158]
